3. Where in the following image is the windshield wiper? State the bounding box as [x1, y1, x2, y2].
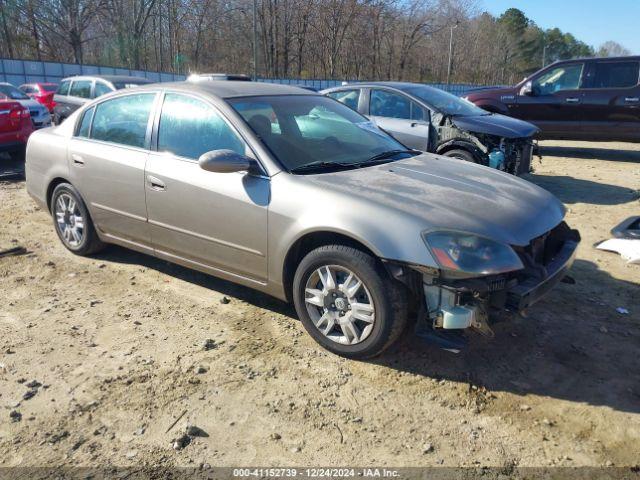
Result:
[289, 160, 357, 173]
[357, 149, 420, 166]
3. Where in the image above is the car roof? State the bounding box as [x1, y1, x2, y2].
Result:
[325, 81, 437, 93]
[61, 75, 152, 83]
[132, 81, 318, 99]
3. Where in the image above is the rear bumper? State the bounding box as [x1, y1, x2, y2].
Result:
[506, 230, 580, 311]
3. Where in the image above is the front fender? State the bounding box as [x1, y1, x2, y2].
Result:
[267, 174, 437, 291]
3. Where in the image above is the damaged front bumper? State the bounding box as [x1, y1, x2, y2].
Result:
[416, 223, 580, 348]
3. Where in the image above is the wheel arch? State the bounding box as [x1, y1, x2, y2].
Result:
[281, 230, 379, 303]
[46, 177, 73, 212]
[436, 140, 486, 164]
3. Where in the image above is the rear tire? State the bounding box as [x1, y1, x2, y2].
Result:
[443, 148, 477, 163]
[293, 245, 408, 359]
[51, 183, 105, 256]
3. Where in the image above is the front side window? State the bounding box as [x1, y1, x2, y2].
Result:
[533, 63, 584, 95]
[370, 89, 412, 119]
[157, 93, 245, 159]
[57, 80, 71, 96]
[69, 80, 92, 99]
[590, 61, 640, 89]
[229, 95, 410, 171]
[327, 89, 360, 111]
[77, 106, 95, 138]
[94, 82, 113, 97]
[90, 93, 155, 148]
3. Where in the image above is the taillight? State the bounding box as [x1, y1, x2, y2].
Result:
[9, 106, 29, 126]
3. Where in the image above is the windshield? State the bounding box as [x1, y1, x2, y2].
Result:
[41, 84, 58, 92]
[228, 95, 413, 172]
[405, 86, 488, 117]
[0, 84, 29, 100]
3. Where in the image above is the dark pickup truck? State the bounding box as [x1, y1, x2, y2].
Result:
[464, 56, 640, 142]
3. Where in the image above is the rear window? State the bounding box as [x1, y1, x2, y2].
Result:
[590, 61, 640, 89]
[41, 84, 58, 92]
[112, 81, 150, 89]
[0, 84, 29, 100]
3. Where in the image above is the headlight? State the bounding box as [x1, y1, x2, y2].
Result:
[422, 231, 523, 275]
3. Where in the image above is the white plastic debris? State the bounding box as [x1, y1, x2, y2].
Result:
[616, 307, 629, 315]
[596, 238, 640, 264]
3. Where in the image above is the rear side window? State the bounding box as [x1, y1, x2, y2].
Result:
[327, 89, 360, 111]
[77, 106, 95, 138]
[70, 80, 92, 99]
[591, 62, 640, 89]
[57, 81, 71, 96]
[157, 93, 245, 159]
[90, 93, 155, 148]
[94, 82, 113, 98]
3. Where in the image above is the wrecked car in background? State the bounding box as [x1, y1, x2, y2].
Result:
[26, 81, 579, 359]
[322, 82, 539, 175]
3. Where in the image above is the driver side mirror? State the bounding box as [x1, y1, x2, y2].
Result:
[520, 81, 534, 96]
[198, 150, 252, 173]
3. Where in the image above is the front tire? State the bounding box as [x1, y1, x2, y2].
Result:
[443, 148, 478, 163]
[51, 183, 105, 255]
[292, 245, 408, 359]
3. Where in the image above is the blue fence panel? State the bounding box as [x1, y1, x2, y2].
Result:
[44, 62, 63, 77]
[23, 61, 44, 76]
[0, 58, 186, 86]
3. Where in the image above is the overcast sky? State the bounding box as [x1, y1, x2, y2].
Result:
[481, 0, 639, 54]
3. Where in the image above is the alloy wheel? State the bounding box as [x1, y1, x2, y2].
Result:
[304, 265, 376, 345]
[54, 193, 85, 248]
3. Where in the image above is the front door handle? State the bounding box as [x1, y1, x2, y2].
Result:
[565, 97, 580, 103]
[147, 175, 166, 191]
[624, 97, 639, 103]
[71, 154, 85, 165]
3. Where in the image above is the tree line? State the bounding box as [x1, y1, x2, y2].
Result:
[0, 0, 631, 85]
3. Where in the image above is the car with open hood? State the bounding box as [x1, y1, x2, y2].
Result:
[322, 82, 539, 175]
[25, 81, 579, 358]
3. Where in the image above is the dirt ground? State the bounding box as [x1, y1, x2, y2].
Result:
[0, 140, 638, 469]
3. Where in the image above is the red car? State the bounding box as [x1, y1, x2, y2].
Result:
[19, 82, 58, 113]
[0, 100, 33, 160]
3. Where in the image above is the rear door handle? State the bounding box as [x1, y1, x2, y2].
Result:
[565, 97, 580, 103]
[625, 97, 639, 103]
[71, 154, 85, 165]
[147, 175, 166, 191]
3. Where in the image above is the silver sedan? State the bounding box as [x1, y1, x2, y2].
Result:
[25, 81, 579, 358]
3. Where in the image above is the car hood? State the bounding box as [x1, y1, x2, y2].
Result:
[303, 153, 565, 247]
[450, 113, 539, 139]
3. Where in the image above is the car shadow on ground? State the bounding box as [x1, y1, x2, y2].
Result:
[377, 258, 640, 415]
[93, 245, 295, 318]
[538, 145, 640, 163]
[0, 155, 25, 181]
[96, 244, 639, 415]
[525, 172, 637, 205]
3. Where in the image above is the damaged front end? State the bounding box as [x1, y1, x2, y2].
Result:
[433, 113, 537, 176]
[398, 222, 580, 352]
